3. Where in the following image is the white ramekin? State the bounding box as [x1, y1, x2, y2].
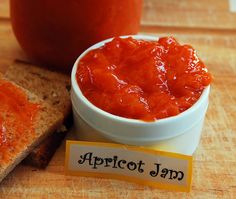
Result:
[71, 35, 210, 155]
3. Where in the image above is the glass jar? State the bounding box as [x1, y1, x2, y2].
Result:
[10, 0, 143, 72]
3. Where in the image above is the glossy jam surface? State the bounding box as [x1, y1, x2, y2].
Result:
[76, 37, 212, 121]
[0, 79, 39, 163]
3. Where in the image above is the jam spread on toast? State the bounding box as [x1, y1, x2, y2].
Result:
[0, 79, 39, 162]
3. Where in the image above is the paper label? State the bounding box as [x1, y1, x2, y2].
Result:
[65, 140, 192, 192]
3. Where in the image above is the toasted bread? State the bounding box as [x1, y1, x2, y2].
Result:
[4, 60, 72, 168]
[0, 78, 63, 182]
[5, 60, 71, 118]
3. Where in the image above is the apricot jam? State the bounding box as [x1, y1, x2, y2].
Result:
[0, 79, 39, 163]
[76, 37, 212, 121]
[10, 0, 143, 71]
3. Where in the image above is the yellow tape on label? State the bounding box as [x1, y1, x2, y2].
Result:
[65, 140, 192, 192]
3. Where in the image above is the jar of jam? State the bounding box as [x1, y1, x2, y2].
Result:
[10, 0, 143, 72]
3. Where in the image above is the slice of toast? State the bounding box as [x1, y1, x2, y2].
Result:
[0, 78, 63, 182]
[4, 60, 72, 168]
[4, 60, 71, 118]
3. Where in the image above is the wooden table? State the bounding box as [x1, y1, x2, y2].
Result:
[0, 0, 236, 198]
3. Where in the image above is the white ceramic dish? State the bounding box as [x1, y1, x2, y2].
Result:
[71, 35, 210, 155]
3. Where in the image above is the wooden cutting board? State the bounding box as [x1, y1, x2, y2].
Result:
[0, 0, 236, 198]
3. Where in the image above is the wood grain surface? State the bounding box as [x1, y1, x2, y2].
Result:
[0, 0, 236, 198]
